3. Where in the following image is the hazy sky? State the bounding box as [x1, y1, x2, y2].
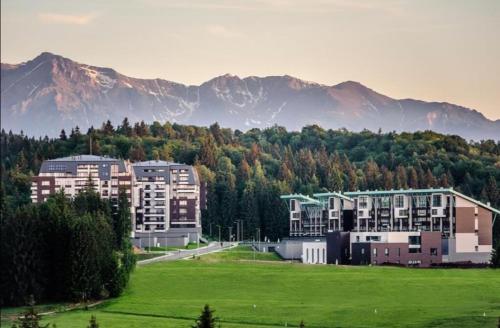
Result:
[2, 0, 499, 120]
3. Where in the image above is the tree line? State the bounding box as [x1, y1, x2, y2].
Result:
[1, 119, 499, 245]
[0, 188, 135, 307]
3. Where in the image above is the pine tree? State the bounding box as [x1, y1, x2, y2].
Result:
[119, 117, 133, 137]
[14, 295, 50, 328]
[407, 166, 419, 189]
[200, 135, 217, 169]
[491, 244, 500, 268]
[102, 120, 114, 135]
[112, 189, 131, 249]
[68, 214, 102, 300]
[59, 129, 67, 141]
[87, 316, 99, 328]
[192, 304, 217, 328]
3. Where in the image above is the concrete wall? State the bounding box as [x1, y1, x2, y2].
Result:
[446, 238, 491, 263]
[275, 239, 315, 260]
[132, 227, 201, 248]
[302, 241, 326, 264]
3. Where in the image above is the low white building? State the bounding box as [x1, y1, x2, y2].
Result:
[302, 240, 327, 264]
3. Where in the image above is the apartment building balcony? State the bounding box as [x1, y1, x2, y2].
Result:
[329, 210, 340, 219]
[144, 210, 165, 215]
[154, 192, 166, 199]
[144, 219, 166, 224]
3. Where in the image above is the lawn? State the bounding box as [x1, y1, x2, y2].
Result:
[198, 245, 283, 262]
[5, 249, 500, 328]
[135, 253, 165, 261]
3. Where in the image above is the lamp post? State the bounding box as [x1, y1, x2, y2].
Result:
[234, 220, 240, 242]
[148, 227, 152, 252]
[241, 220, 244, 242]
[256, 228, 261, 252]
[217, 225, 221, 246]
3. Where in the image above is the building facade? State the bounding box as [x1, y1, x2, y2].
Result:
[280, 192, 354, 237]
[31, 155, 132, 204]
[31, 156, 203, 247]
[132, 161, 202, 247]
[282, 188, 498, 267]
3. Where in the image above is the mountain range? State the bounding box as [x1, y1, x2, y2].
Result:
[1, 52, 499, 140]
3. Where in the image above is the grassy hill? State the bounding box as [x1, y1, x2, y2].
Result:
[6, 249, 497, 328]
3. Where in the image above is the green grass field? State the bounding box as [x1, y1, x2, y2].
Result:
[5, 248, 500, 328]
[198, 245, 283, 262]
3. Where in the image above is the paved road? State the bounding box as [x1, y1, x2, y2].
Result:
[137, 242, 234, 265]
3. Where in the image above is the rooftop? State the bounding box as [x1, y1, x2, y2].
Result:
[132, 160, 184, 167]
[48, 154, 121, 162]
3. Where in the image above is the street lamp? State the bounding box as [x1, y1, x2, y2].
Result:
[241, 220, 244, 242]
[217, 225, 221, 246]
[234, 220, 240, 242]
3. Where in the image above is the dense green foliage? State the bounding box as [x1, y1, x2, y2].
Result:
[0, 189, 135, 306]
[1, 120, 499, 245]
[13, 260, 500, 328]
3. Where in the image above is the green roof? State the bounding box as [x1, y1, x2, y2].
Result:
[280, 194, 321, 205]
[313, 192, 353, 202]
[345, 188, 500, 215]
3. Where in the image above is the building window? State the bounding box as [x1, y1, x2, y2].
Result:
[432, 194, 442, 207]
[394, 195, 405, 208]
[408, 236, 421, 245]
[385, 248, 389, 256]
[42, 181, 50, 186]
[361, 248, 365, 255]
[290, 200, 296, 211]
[475, 246, 479, 252]
[416, 196, 427, 208]
[179, 200, 187, 206]
[373, 248, 377, 256]
[356, 236, 360, 242]
[409, 247, 421, 254]
[329, 197, 335, 210]
[430, 248, 438, 256]
[380, 197, 390, 208]
[359, 196, 368, 209]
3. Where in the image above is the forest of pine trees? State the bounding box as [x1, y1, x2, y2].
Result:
[1, 119, 499, 247]
[0, 188, 136, 306]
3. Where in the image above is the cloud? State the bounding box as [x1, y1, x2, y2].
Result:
[38, 13, 98, 25]
[206, 25, 241, 38]
[145, 0, 405, 15]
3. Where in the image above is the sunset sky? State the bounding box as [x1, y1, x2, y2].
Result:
[2, 0, 499, 120]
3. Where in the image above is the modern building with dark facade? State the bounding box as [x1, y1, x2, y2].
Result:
[31, 156, 204, 247]
[282, 188, 498, 267]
